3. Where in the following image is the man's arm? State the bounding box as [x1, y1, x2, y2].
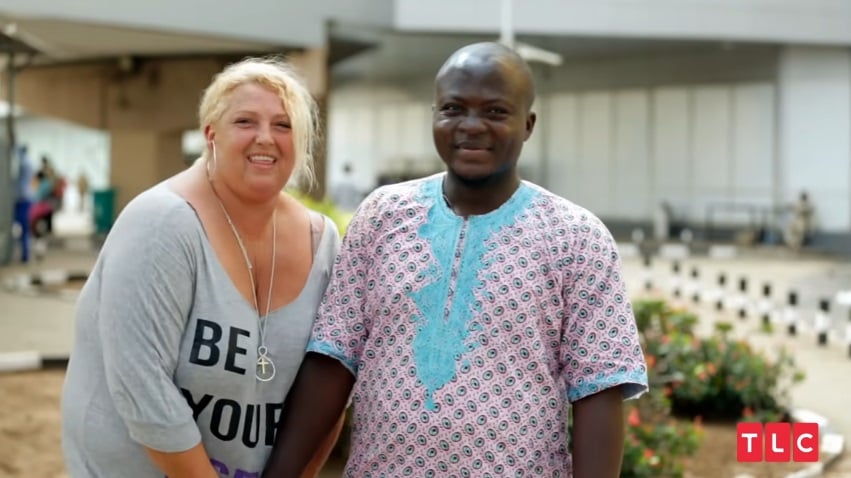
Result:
[299, 412, 347, 478]
[263, 353, 355, 478]
[571, 386, 625, 478]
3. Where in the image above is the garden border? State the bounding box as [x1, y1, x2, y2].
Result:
[782, 408, 846, 478]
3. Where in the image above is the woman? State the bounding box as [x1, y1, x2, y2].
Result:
[61, 57, 343, 477]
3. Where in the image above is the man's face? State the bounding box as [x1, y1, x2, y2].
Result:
[432, 62, 535, 183]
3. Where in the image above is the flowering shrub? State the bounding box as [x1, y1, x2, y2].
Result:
[620, 367, 703, 478]
[614, 299, 805, 477]
[634, 299, 804, 422]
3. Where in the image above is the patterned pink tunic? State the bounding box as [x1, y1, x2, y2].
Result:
[308, 174, 648, 477]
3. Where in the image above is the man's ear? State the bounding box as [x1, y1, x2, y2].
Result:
[524, 112, 537, 141]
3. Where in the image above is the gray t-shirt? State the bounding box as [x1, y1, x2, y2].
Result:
[61, 183, 340, 477]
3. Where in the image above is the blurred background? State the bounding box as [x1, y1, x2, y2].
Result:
[1, 0, 849, 255]
[2, 1, 851, 477]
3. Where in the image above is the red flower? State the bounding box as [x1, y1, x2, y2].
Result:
[646, 354, 657, 369]
[628, 408, 641, 426]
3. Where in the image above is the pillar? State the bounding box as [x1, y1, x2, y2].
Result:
[290, 46, 330, 200]
[778, 46, 851, 232]
[0, 143, 12, 265]
[108, 130, 186, 213]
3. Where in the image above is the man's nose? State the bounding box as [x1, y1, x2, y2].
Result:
[457, 112, 487, 133]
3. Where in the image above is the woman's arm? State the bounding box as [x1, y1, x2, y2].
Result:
[144, 444, 219, 478]
[95, 199, 208, 468]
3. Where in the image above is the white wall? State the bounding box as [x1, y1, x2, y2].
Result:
[328, 80, 777, 227]
[327, 84, 440, 193]
[17, 116, 110, 190]
[542, 83, 776, 224]
[778, 46, 851, 231]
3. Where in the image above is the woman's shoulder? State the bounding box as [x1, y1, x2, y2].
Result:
[109, 182, 202, 241]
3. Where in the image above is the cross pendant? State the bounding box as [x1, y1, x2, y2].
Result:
[258, 356, 270, 374]
[256, 354, 276, 382]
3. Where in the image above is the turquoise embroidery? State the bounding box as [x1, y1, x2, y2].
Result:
[409, 178, 539, 411]
[409, 191, 463, 411]
[567, 368, 649, 402]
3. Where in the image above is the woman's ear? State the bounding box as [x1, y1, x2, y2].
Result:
[204, 124, 215, 144]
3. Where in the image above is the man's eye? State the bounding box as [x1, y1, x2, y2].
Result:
[440, 104, 461, 112]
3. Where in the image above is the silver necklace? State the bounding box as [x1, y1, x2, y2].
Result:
[209, 181, 277, 382]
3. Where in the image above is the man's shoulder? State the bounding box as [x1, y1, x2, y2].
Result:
[523, 181, 608, 229]
[358, 174, 439, 213]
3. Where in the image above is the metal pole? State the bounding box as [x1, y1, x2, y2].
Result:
[7, 52, 14, 149]
[500, 0, 515, 49]
[0, 52, 15, 265]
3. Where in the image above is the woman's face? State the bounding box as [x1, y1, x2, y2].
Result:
[206, 82, 295, 201]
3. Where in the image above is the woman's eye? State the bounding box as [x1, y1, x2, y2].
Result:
[235, 118, 252, 125]
[275, 122, 291, 129]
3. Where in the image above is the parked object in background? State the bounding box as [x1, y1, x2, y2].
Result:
[29, 156, 67, 241]
[76, 173, 90, 212]
[784, 191, 815, 252]
[654, 201, 673, 241]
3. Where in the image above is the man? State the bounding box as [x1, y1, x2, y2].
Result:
[13, 145, 34, 263]
[264, 42, 648, 477]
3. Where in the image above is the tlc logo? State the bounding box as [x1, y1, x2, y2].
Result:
[737, 422, 819, 462]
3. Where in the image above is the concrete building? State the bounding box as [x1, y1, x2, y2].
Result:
[2, 0, 851, 262]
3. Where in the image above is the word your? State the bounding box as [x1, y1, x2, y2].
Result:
[737, 422, 819, 462]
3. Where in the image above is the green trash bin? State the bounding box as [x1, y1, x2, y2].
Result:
[93, 188, 116, 234]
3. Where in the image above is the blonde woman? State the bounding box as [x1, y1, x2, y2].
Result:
[62, 57, 343, 477]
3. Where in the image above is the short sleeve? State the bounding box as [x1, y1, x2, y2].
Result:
[559, 215, 648, 403]
[96, 194, 201, 452]
[305, 192, 381, 377]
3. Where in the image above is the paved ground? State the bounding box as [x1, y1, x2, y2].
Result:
[0, 245, 95, 360]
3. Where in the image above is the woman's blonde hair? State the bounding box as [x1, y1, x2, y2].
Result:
[198, 55, 319, 189]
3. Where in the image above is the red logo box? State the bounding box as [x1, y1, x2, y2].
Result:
[737, 422, 820, 463]
[764, 422, 792, 462]
[737, 422, 764, 462]
[793, 422, 819, 462]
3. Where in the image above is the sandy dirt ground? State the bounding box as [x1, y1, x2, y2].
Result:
[0, 370, 67, 478]
[0, 369, 347, 478]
